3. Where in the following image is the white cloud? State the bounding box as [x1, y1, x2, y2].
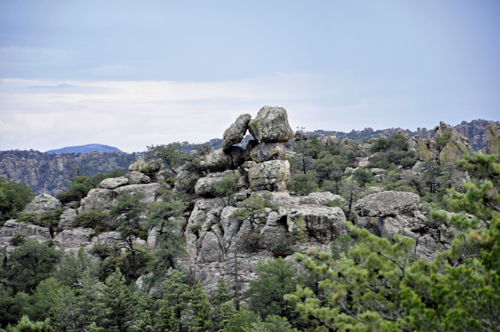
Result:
[0, 73, 485, 152]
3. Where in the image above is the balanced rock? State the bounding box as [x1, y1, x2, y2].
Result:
[222, 114, 251, 151]
[248, 160, 290, 191]
[248, 106, 293, 143]
[99, 176, 129, 189]
[23, 194, 62, 217]
[128, 158, 163, 175]
[250, 142, 286, 163]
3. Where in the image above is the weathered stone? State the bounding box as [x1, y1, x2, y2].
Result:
[0, 220, 51, 246]
[483, 121, 500, 156]
[200, 149, 232, 172]
[185, 199, 225, 258]
[250, 142, 286, 163]
[283, 205, 346, 243]
[91, 231, 128, 248]
[23, 194, 62, 217]
[222, 114, 251, 151]
[58, 208, 77, 231]
[54, 227, 94, 249]
[248, 106, 293, 143]
[354, 191, 421, 217]
[126, 171, 151, 184]
[434, 121, 473, 164]
[248, 160, 290, 191]
[417, 138, 437, 161]
[299, 192, 344, 206]
[198, 231, 224, 263]
[194, 170, 244, 197]
[79, 188, 116, 213]
[99, 176, 129, 189]
[113, 183, 161, 208]
[128, 158, 163, 175]
[227, 146, 245, 168]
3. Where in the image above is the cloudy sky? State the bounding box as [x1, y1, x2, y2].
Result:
[1, 0, 499, 152]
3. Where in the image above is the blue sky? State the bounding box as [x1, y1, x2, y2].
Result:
[1, 0, 499, 152]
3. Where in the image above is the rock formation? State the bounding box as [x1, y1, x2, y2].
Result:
[248, 106, 293, 143]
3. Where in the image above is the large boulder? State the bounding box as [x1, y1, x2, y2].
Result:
[222, 114, 252, 151]
[354, 191, 421, 217]
[200, 149, 232, 172]
[0, 220, 51, 246]
[282, 205, 346, 244]
[250, 142, 286, 163]
[321, 135, 338, 147]
[79, 188, 116, 213]
[23, 194, 62, 217]
[248, 160, 290, 191]
[99, 176, 129, 189]
[299, 192, 344, 206]
[126, 171, 151, 184]
[248, 106, 293, 143]
[128, 158, 163, 175]
[194, 170, 245, 197]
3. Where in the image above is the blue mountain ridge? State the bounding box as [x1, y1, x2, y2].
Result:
[45, 144, 122, 154]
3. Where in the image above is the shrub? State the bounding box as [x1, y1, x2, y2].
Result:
[73, 209, 109, 229]
[10, 233, 27, 246]
[352, 168, 374, 186]
[241, 231, 266, 252]
[17, 212, 39, 224]
[288, 173, 318, 195]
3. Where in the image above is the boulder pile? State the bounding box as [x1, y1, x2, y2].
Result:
[192, 106, 293, 196]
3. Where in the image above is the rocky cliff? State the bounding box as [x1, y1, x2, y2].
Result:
[0, 150, 138, 195]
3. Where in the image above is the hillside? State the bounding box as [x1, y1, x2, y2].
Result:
[0, 150, 138, 195]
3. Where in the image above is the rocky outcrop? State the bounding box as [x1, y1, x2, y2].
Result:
[58, 208, 77, 231]
[248, 106, 293, 143]
[128, 158, 163, 175]
[99, 176, 129, 189]
[299, 192, 344, 206]
[417, 138, 438, 161]
[248, 160, 290, 191]
[250, 142, 286, 163]
[353, 191, 451, 261]
[0, 220, 51, 246]
[222, 114, 252, 151]
[23, 194, 62, 217]
[483, 121, 500, 156]
[79, 183, 160, 214]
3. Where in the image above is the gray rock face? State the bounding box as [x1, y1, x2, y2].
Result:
[242, 140, 259, 161]
[79, 183, 160, 214]
[128, 158, 163, 175]
[299, 192, 344, 206]
[354, 191, 421, 217]
[0, 220, 51, 246]
[23, 194, 62, 217]
[283, 205, 346, 243]
[99, 176, 129, 189]
[248, 106, 293, 143]
[194, 170, 243, 197]
[126, 171, 151, 184]
[222, 114, 252, 151]
[54, 227, 94, 249]
[227, 146, 245, 168]
[248, 160, 290, 191]
[58, 208, 77, 231]
[79, 188, 116, 212]
[250, 142, 286, 163]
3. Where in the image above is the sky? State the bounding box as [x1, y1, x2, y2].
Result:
[0, 0, 499, 153]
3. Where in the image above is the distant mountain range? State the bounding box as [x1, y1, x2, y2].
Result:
[45, 144, 122, 155]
